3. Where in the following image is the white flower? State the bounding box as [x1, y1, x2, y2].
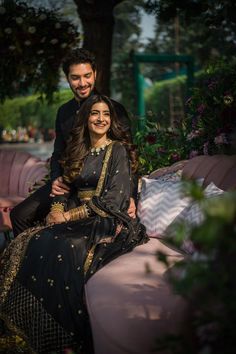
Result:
[61, 43, 67, 48]
[24, 40, 31, 46]
[67, 27, 74, 33]
[50, 38, 58, 44]
[0, 7, 6, 14]
[55, 23, 61, 29]
[39, 14, 47, 20]
[5, 28, 12, 34]
[9, 45, 16, 51]
[16, 17, 23, 24]
[37, 50, 44, 54]
[28, 26, 36, 34]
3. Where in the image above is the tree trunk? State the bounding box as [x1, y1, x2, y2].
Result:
[74, 0, 124, 95]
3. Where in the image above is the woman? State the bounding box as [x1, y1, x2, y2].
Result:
[0, 95, 148, 353]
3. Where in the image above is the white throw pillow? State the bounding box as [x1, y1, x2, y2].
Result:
[137, 177, 192, 237]
[165, 182, 225, 253]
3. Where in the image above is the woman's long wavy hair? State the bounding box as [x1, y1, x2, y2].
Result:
[61, 94, 138, 183]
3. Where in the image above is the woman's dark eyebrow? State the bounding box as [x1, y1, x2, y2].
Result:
[90, 109, 110, 113]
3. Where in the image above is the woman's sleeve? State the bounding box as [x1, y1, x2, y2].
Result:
[88, 143, 131, 217]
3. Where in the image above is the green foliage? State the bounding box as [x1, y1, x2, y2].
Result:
[136, 60, 236, 175]
[147, 0, 236, 28]
[145, 74, 187, 126]
[0, 0, 79, 102]
[158, 185, 236, 354]
[185, 60, 236, 156]
[134, 120, 188, 175]
[112, 0, 144, 112]
[143, 0, 236, 71]
[0, 89, 73, 130]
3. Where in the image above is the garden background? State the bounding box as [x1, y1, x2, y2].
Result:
[0, 1, 236, 353]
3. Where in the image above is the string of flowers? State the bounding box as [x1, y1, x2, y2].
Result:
[0, 0, 80, 102]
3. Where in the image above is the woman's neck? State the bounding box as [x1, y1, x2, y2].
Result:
[90, 135, 108, 148]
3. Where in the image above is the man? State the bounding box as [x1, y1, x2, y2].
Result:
[11, 48, 136, 236]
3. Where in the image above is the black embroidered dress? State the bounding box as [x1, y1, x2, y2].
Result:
[0, 142, 148, 353]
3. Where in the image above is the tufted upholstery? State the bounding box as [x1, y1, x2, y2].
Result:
[85, 154, 236, 354]
[0, 149, 48, 229]
[182, 154, 236, 190]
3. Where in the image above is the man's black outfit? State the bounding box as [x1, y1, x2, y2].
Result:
[10, 96, 133, 236]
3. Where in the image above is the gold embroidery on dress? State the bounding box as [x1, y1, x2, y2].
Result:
[0, 311, 36, 354]
[0, 225, 48, 303]
[83, 144, 115, 274]
[0, 281, 76, 352]
[85, 142, 113, 218]
[84, 245, 96, 275]
[77, 189, 96, 201]
[95, 142, 113, 197]
[88, 200, 109, 217]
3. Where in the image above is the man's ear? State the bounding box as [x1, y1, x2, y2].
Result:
[94, 70, 97, 80]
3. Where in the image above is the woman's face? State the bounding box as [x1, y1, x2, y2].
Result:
[88, 101, 111, 139]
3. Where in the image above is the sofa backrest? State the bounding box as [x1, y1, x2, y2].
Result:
[0, 149, 48, 197]
[182, 155, 236, 191]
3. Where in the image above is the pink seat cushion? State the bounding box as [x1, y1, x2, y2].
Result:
[85, 238, 187, 354]
[0, 196, 24, 208]
[0, 149, 47, 229]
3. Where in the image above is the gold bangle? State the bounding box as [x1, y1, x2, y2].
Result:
[69, 204, 90, 221]
[51, 202, 64, 213]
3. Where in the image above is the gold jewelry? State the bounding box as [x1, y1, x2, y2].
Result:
[90, 139, 112, 156]
[51, 202, 64, 213]
[69, 204, 91, 221]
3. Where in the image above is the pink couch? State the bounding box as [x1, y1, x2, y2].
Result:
[85, 154, 236, 354]
[0, 149, 48, 230]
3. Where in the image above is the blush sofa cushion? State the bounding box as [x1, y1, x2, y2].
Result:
[0, 149, 47, 229]
[85, 238, 187, 354]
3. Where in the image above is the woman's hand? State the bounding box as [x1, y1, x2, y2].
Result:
[128, 198, 136, 219]
[46, 211, 69, 225]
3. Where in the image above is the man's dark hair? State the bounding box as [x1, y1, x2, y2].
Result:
[62, 48, 96, 77]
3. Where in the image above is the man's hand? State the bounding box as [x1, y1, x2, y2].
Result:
[50, 176, 70, 197]
[128, 197, 136, 219]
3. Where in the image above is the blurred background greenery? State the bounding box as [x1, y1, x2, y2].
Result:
[0, 0, 236, 172]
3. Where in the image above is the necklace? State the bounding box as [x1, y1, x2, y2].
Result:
[90, 139, 112, 156]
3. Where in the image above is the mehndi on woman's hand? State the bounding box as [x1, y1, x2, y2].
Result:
[46, 211, 67, 225]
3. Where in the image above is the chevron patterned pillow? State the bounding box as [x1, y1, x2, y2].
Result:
[164, 182, 225, 254]
[137, 177, 192, 237]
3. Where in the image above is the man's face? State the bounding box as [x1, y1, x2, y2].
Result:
[67, 63, 96, 101]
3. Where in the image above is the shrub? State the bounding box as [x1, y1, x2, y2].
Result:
[0, 89, 73, 130]
[135, 60, 236, 175]
[157, 185, 236, 354]
[185, 60, 236, 157]
[145, 74, 187, 127]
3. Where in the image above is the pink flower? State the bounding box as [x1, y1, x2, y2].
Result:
[197, 104, 206, 114]
[170, 152, 181, 162]
[214, 133, 228, 145]
[189, 150, 199, 159]
[145, 134, 157, 145]
[207, 80, 217, 90]
[187, 129, 204, 141]
[156, 147, 166, 155]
